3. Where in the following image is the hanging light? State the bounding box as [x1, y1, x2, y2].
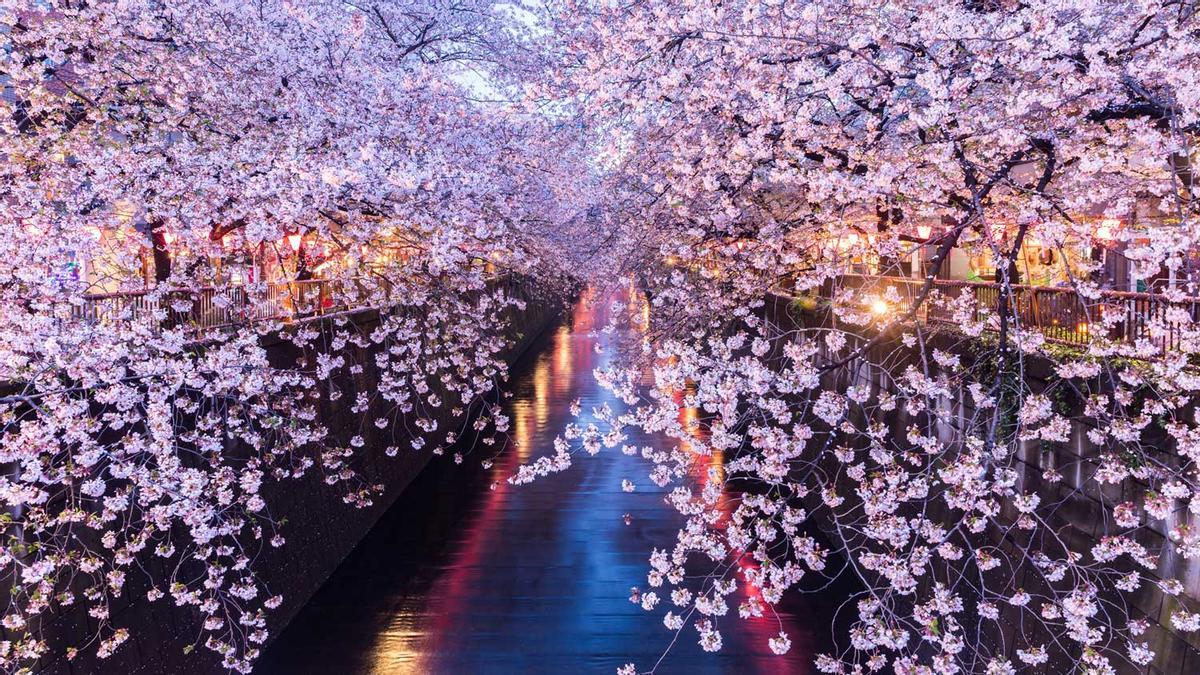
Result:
[1096, 219, 1119, 241]
[287, 233, 303, 252]
[916, 225, 932, 239]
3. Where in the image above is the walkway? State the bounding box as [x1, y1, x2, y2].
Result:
[829, 273, 1199, 351]
[255, 290, 848, 674]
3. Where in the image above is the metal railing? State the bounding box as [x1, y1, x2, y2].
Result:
[823, 274, 1200, 353]
[71, 278, 391, 337]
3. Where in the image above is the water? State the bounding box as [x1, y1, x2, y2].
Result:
[257, 292, 850, 674]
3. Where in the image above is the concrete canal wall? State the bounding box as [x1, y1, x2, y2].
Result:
[29, 288, 559, 675]
[765, 293, 1200, 675]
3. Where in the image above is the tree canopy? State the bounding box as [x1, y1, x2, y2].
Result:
[3, 0, 1200, 672]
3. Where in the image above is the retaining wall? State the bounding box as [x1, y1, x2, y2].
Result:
[765, 293, 1200, 675]
[26, 289, 558, 674]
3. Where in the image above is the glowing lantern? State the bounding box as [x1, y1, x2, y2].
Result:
[287, 233, 303, 251]
[870, 298, 889, 316]
[1096, 219, 1119, 242]
[917, 225, 932, 239]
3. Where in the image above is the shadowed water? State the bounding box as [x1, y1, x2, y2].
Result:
[257, 291, 852, 674]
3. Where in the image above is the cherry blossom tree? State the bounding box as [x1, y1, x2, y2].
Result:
[0, 0, 585, 671]
[522, 1, 1200, 673]
[7, 0, 1200, 672]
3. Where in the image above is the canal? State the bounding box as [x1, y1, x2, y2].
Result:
[256, 292, 851, 674]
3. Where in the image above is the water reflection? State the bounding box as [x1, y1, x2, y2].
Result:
[257, 291, 846, 674]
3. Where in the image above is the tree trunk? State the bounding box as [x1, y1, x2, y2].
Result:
[147, 220, 171, 283]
